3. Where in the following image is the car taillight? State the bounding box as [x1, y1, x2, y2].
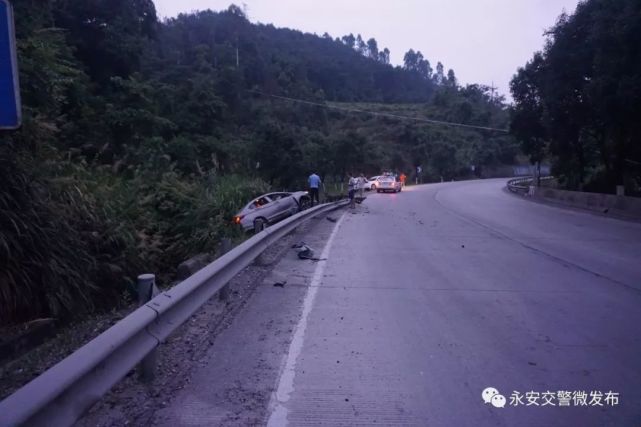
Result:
[233, 215, 243, 224]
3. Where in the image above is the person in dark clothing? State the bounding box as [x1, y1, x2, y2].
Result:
[308, 172, 322, 206]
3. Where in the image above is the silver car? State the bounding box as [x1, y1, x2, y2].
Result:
[234, 191, 311, 232]
[376, 176, 402, 193]
[366, 176, 381, 191]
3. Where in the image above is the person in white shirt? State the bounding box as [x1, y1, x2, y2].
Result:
[358, 173, 366, 198]
[347, 172, 358, 209]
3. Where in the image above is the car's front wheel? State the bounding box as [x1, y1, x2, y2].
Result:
[298, 197, 311, 211]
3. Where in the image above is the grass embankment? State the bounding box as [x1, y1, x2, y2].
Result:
[1, 151, 270, 325]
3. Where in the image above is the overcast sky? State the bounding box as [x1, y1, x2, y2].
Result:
[153, 0, 581, 100]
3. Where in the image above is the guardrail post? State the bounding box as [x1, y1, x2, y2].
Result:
[219, 238, 232, 301]
[137, 273, 158, 382]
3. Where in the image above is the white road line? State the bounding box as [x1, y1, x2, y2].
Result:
[266, 211, 347, 427]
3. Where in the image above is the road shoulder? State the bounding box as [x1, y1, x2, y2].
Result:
[75, 208, 346, 427]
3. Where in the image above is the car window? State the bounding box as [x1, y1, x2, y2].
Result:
[269, 193, 290, 201]
[248, 196, 271, 210]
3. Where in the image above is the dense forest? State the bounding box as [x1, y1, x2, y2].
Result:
[510, 0, 641, 194]
[0, 1, 515, 324]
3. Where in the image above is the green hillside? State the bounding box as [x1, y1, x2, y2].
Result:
[0, 2, 514, 324]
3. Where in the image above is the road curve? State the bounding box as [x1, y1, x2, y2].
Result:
[266, 179, 641, 427]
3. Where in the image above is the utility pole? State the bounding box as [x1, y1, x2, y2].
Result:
[236, 36, 239, 69]
[489, 81, 498, 103]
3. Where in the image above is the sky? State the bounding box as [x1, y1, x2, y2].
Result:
[153, 0, 582, 100]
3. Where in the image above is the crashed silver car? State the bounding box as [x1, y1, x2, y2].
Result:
[233, 191, 311, 232]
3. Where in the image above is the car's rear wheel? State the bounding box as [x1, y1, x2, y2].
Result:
[254, 217, 267, 233]
[377, 189, 381, 193]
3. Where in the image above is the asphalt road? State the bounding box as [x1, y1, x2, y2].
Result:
[156, 179, 641, 427]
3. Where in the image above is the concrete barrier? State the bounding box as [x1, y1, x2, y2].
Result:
[532, 187, 641, 220]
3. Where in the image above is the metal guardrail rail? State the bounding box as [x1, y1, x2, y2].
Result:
[507, 176, 533, 193]
[0, 200, 348, 427]
[507, 176, 554, 194]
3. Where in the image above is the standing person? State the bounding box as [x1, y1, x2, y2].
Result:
[347, 172, 358, 209]
[308, 172, 322, 207]
[399, 172, 407, 187]
[358, 173, 366, 198]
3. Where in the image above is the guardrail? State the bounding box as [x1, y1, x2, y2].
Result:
[507, 176, 555, 194]
[0, 200, 348, 427]
[507, 176, 533, 194]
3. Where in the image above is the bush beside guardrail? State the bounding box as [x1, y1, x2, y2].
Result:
[0, 200, 348, 427]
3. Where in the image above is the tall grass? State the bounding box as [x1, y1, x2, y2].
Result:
[1, 148, 100, 323]
[0, 146, 270, 325]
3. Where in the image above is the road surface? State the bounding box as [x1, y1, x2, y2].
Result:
[153, 179, 641, 427]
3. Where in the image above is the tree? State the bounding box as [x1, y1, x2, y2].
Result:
[510, 54, 547, 184]
[366, 38, 379, 60]
[446, 69, 457, 87]
[53, 0, 158, 83]
[341, 33, 355, 48]
[403, 49, 418, 70]
[378, 47, 390, 65]
[510, 0, 641, 193]
[403, 49, 432, 80]
[355, 34, 367, 55]
[417, 57, 432, 80]
[434, 62, 445, 85]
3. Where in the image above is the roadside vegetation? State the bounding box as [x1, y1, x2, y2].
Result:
[1, 1, 515, 324]
[510, 0, 641, 195]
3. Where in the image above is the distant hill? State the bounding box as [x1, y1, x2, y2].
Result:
[153, 6, 440, 103]
[1, 1, 515, 324]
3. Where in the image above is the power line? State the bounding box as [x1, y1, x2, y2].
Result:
[246, 89, 510, 133]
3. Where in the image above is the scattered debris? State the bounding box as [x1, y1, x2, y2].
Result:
[461, 244, 465, 248]
[603, 208, 609, 214]
[295, 244, 327, 261]
[297, 245, 315, 259]
[273, 282, 286, 288]
[326, 216, 337, 223]
[291, 241, 306, 249]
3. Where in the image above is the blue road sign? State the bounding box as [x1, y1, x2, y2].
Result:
[0, 0, 20, 129]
